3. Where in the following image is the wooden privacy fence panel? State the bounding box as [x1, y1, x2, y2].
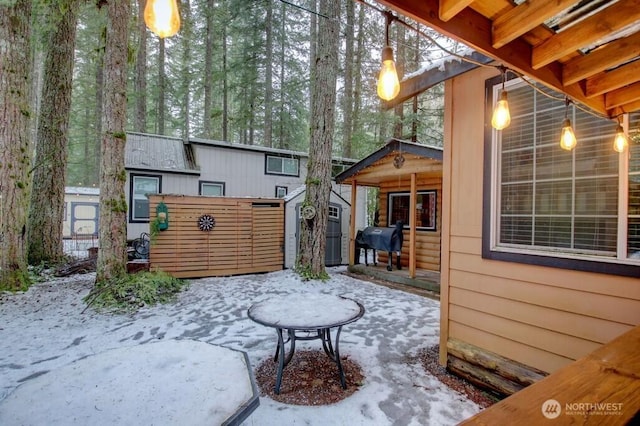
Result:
[149, 195, 284, 278]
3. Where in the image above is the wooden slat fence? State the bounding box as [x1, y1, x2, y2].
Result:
[149, 195, 284, 278]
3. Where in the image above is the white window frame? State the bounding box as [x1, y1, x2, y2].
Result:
[275, 186, 287, 198]
[200, 181, 225, 197]
[387, 190, 437, 231]
[130, 174, 161, 222]
[265, 154, 299, 176]
[484, 77, 639, 277]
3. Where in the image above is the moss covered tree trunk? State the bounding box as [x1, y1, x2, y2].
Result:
[0, 0, 33, 291]
[96, 0, 129, 285]
[297, 0, 339, 279]
[28, 0, 80, 265]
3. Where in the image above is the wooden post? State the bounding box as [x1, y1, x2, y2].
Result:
[349, 180, 357, 265]
[409, 173, 417, 278]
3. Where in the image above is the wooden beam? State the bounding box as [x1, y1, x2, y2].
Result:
[532, 0, 640, 69]
[409, 173, 417, 278]
[605, 81, 640, 109]
[375, 0, 609, 115]
[618, 98, 640, 114]
[585, 59, 640, 98]
[439, 0, 473, 22]
[492, 0, 575, 49]
[563, 30, 640, 85]
[349, 180, 357, 266]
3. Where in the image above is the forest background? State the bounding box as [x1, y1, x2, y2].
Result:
[63, 0, 454, 187]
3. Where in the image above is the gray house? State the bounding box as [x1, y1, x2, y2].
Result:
[122, 132, 367, 265]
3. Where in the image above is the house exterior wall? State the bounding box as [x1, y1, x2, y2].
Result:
[377, 176, 443, 271]
[440, 66, 640, 375]
[193, 143, 308, 198]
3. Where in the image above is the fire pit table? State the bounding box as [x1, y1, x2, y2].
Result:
[248, 293, 365, 394]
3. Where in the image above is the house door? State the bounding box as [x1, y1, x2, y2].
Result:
[295, 202, 342, 266]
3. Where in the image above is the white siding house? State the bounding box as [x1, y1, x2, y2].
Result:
[120, 132, 366, 266]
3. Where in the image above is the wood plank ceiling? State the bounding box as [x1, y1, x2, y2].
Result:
[375, 0, 640, 118]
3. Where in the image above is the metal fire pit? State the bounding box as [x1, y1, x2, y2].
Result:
[355, 221, 403, 271]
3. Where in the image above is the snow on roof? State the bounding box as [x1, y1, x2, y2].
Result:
[65, 186, 99, 195]
[283, 185, 306, 202]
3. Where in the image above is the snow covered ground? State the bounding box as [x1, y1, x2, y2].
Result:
[0, 267, 481, 425]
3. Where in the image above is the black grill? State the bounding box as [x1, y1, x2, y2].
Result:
[355, 221, 404, 271]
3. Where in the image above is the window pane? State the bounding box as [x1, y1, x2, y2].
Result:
[501, 149, 533, 182]
[267, 156, 282, 173]
[283, 158, 298, 175]
[575, 217, 617, 252]
[500, 217, 532, 245]
[501, 183, 532, 215]
[132, 176, 159, 220]
[629, 218, 640, 258]
[535, 145, 572, 180]
[574, 177, 617, 215]
[534, 217, 571, 248]
[202, 184, 223, 196]
[535, 181, 572, 215]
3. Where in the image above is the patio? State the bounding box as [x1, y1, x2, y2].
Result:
[0, 267, 480, 425]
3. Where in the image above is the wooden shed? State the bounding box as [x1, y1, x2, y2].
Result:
[148, 194, 284, 278]
[336, 138, 443, 278]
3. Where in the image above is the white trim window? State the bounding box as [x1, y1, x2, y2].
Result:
[388, 190, 437, 231]
[265, 154, 299, 176]
[486, 77, 640, 269]
[130, 174, 161, 222]
[328, 205, 340, 220]
[200, 181, 225, 196]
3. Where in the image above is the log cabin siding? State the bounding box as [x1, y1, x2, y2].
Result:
[441, 66, 640, 377]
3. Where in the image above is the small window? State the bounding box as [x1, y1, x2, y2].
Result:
[265, 154, 299, 176]
[275, 186, 287, 198]
[328, 205, 340, 220]
[387, 191, 437, 231]
[130, 174, 161, 222]
[200, 181, 225, 196]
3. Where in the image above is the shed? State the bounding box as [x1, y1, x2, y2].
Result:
[283, 185, 351, 268]
[336, 138, 443, 278]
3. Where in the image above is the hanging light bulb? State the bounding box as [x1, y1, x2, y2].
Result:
[144, 0, 181, 39]
[377, 11, 400, 101]
[560, 118, 577, 151]
[377, 46, 400, 101]
[492, 67, 511, 130]
[613, 123, 629, 153]
[560, 98, 577, 151]
[492, 91, 511, 130]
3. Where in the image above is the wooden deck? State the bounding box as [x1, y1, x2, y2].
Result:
[461, 325, 640, 425]
[347, 263, 440, 296]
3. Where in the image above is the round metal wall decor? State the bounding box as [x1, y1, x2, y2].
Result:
[197, 214, 216, 231]
[300, 205, 316, 220]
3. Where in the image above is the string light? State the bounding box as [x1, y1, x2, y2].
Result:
[613, 119, 629, 153]
[491, 66, 511, 130]
[560, 98, 577, 151]
[377, 11, 400, 101]
[144, 0, 181, 38]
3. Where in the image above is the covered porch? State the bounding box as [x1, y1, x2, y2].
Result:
[335, 138, 443, 289]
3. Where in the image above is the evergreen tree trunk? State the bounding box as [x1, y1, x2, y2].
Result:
[134, 0, 147, 132]
[393, 24, 405, 138]
[203, 0, 214, 138]
[308, 0, 317, 115]
[264, 0, 273, 148]
[181, 0, 191, 139]
[157, 38, 166, 134]
[278, 1, 286, 149]
[342, 0, 354, 158]
[96, 0, 129, 285]
[352, 3, 364, 144]
[297, 0, 339, 278]
[222, 19, 228, 141]
[28, 0, 80, 265]
[0, 0, 33, 290]
[95, 39, 105, 183]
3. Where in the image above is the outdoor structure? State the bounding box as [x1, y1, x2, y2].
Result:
[124, 132, 366, 266]
[62, 186, 99, 238]
[148, 194, 284, 278]
[283, 185, 352, 268]
[376, 0, 640, 406]
[336, 138, 443, 279]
